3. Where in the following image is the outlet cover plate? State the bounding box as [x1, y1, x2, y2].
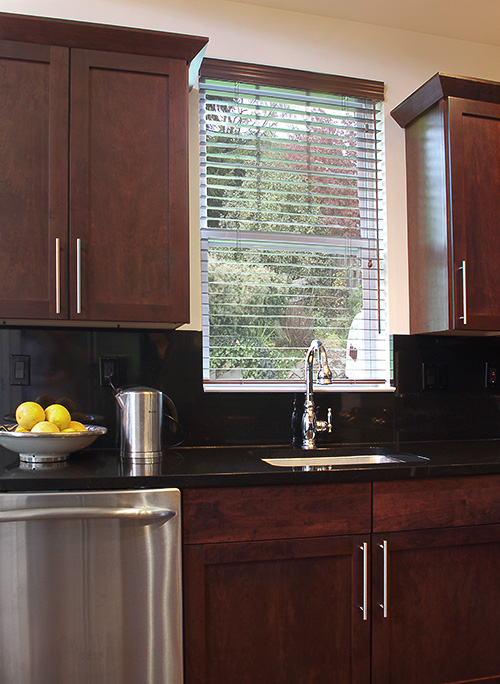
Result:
[10, 354, 30, 386]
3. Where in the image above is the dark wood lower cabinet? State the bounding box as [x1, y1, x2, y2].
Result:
[183, 535, 371, 684]
[183, 479, 500, 684]
[371, 525, 500, 684]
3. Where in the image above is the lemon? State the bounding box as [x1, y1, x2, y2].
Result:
[31, 421, 60, 433]
[61, 420, 87, 433]
[14, 425, 30, 432]
[45, 404, 71, 430]
[15, 402, 45, 430]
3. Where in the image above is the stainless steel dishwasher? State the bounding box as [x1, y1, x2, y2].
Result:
[0, 487, 182, 684]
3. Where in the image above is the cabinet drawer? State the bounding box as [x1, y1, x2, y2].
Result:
[373, 475, 500, 532]
[183, 483, 371, 544]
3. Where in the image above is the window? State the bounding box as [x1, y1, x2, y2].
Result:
[199, 59, 389, 391]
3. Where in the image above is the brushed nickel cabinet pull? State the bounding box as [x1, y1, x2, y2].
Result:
[379, 540, 388, 618]
[459, 260, 467, 325]
[360, 542, 368, 620]
[76, 238, 82, 314]
[55, 238, 61, 315]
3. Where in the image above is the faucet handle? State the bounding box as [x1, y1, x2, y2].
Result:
[317, 368, 333, 385]
[316, 407, 332, 435]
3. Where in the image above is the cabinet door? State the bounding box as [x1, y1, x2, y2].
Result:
[69, 49, 189, 323]
[372, 525, 500, 684]
[0, 40, 69, 319]
[184, 535, 371, 684]
[448, 97, 500, 331]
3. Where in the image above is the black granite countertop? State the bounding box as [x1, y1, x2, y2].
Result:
[2, 439, 500, 492]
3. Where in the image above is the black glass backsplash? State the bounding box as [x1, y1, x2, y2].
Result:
[1, 326, 500, 448]
[394, 334, 500, 442]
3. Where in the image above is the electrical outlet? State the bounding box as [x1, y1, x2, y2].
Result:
[485, 362, 498, 388]
[422, 363, 448, 390]
[9, 354, 30, 386]
[99, 356, 120, 387]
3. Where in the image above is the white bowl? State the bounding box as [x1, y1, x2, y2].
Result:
[0, 425, 107, 463]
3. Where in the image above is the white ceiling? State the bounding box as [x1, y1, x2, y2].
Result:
[227, 0, 500, 47]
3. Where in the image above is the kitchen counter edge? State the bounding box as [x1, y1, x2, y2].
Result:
[2, 439, 500, 491]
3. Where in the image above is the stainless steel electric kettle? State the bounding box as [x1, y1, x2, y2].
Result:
[115, 386, 163, 461]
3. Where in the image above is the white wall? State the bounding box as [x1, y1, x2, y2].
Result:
[3, 0, 500, 333]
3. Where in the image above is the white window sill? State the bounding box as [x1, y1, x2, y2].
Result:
[203, 381, 395, 393]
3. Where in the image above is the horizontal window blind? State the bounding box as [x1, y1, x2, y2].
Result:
[199, 60, 389, 391]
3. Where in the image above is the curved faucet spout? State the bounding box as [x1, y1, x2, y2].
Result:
[305, 339, 333, 404]
[302, 340, 333, 449]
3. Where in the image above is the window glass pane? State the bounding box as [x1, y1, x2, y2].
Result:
[200, 68, 388, 390]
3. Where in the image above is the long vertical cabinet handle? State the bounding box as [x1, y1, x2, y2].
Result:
[360, 542, 368, 620]
[379, 540, 388, 618]
[55, 238, 61, 314]
[459, 260, 467, 325]
[76, 238, 82, 314]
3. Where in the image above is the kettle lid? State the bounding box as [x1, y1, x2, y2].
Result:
[115, 386, 161, 410]
[117, 386, 160, 395]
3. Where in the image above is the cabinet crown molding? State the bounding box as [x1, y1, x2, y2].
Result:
[391, 72, 500, 128]
[0, 11, 208, 64]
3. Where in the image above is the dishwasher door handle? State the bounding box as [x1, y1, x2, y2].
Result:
[0, 506, 176, 523]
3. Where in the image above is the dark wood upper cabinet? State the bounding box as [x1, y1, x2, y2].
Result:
[0, 40, 68, 320]
[69, 49, 189, 322]
[392, 73, 500, 333]
[0, 13, 208, 325]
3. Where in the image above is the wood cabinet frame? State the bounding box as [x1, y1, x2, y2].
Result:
[392, 72, 500, 333]
[0, 13, 207, 325]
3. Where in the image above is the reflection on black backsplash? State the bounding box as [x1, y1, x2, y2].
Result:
[0, 327, 208, 448]
[2, 327, 500, 448]
[394, 334, 500, 442]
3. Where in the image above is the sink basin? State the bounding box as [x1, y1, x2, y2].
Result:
[262, 446, 428, 470]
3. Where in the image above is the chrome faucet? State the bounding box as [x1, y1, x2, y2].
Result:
[301, 339, 333, 449]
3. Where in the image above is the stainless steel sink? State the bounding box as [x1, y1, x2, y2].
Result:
[262, 446, 428, 470]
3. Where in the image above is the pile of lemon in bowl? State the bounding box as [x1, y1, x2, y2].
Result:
[14, 401, 87, 433]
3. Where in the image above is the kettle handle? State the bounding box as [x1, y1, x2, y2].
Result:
[115, 392, 125, 410]
[162, 393, 178, 432]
